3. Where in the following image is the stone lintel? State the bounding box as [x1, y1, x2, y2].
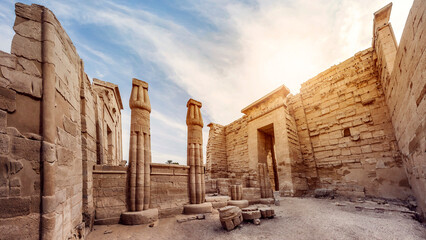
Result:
[93, 78, 124, 109]
[241, 85, 290, 115]
[187, 98, 202, 108]
[132, 78, 148, 89]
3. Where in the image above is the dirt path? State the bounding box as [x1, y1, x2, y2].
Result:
[87, 197, 425, 240]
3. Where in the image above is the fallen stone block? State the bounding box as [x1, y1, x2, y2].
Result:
[242, 210, 261, 221]
[258, 207, 275, 218]
[218, 206, 243, 231]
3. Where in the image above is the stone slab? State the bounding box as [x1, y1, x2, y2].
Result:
[120, 208, 158, 225]
[227, 200, 249, 209]
[183, 202, 212, 214]
[211, 201, 228, 209]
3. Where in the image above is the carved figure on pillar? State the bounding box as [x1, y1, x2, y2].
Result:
[186, 99, 206, 204]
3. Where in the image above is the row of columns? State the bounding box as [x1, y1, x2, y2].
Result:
[127, 81, 206, 211]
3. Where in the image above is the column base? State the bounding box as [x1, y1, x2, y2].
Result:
[120, 208, 158, 225]
[183, 202, 212, 214]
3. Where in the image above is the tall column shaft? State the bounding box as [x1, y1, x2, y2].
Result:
[128, 78, 151, 212]
[186, 99, 205, 204]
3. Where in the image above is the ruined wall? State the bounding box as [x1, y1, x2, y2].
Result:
[150, 163, 190, 217]
[225, 116, 250, 182]
[206, 123, 227, 179]
[93, 79, 123, 166]
[0, 3, 125, 239]
[80, 73, 98, 227]
[0, 44, 42, 240]
[378, 0, 425, 218]
[288, 94, 318, 191]
[285, 103, 308, 195]
[293, 48, 411, 200]
[92, 166, 127, 225]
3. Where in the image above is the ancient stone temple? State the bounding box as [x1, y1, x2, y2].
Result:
[206, 2, 425, 220]
[0, 1, 425, 239]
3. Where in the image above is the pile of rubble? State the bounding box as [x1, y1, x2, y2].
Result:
[218, 204, 275, 231]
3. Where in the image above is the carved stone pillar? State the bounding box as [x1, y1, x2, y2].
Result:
[186, 99, 205, 204]
[121, 78, 158, 225]
[183, 99, 212, 214]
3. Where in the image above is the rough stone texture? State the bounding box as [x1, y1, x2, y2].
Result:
[375, 0, 426, 220]
[150, 163, 190, 217]
[93, 166, 127, 225]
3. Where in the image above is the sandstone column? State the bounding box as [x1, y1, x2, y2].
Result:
[186, 99, 205, 204]
[121, 79, 158, 225]
[128, 79, 151, 211]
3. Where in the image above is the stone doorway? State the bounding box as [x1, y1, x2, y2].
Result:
[257, 124, 279, 191]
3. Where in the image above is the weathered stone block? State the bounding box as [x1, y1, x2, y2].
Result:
[0, 51, 17, 69]
[11, 137, 40, 162]
[11, 34, 41, 62]
[0, 197, 30, 218]
[13, 20, 41, 41]
[15, 3, 42, 22]
[1, 67, 42, 98]
[0, 86, 16, 112]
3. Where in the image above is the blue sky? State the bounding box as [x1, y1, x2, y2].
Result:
[0, 0, 413, 165]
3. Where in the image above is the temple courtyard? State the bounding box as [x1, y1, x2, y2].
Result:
[87, 197, 425, 240]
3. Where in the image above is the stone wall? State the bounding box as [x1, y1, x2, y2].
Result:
[206, 123, 227, 179]
[292, 48, 412, 199]
[376, 0, 426, 219]
[93, 79, 123, 166]
[92, 166, 127, 225]
[0, 3, 125, 239]
[0, 46, 42, 240]
[225, 116, 250, 182]
[150, 163, 190, 217]
[206, 4, 420, 202]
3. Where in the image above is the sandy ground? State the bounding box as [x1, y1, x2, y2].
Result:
[87, 197, 425, 240]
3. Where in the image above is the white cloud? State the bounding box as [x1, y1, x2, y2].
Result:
[0, 0, 414, 166]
